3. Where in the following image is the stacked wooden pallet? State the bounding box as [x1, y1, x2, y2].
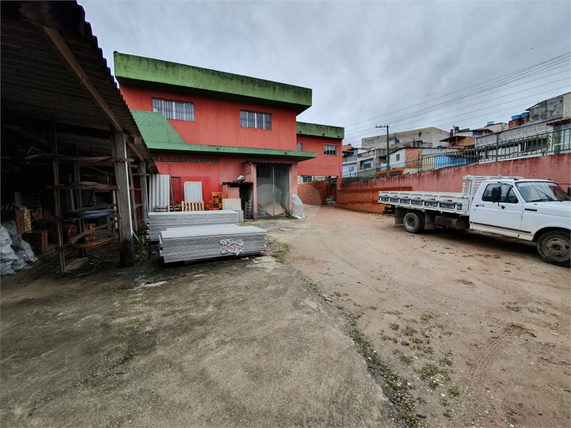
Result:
[181, 201, 204, 211]
[147, 210, 239, 242]
[159, 224, 267, 263]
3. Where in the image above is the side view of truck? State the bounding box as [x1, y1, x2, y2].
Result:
[379, 176, 571, 267]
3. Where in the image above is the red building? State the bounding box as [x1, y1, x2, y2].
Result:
[115, 53, 343, 218]
[296, 122, 344, 183]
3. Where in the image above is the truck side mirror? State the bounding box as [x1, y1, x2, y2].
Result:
[491, 187, 502, 203]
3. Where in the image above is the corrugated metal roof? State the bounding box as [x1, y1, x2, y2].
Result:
[1, 1, 156, 171]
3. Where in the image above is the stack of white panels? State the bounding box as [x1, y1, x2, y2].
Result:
[160, 224, 267, 263]
[147, 210, 239, 241]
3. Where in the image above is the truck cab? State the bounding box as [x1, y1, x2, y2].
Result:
[469, 179, 571, 266]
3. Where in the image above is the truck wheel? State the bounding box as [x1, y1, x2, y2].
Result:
[537, 230, 570, 267]
[403, 212, 424, 234]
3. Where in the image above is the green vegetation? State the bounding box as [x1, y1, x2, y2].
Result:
[448, 386, 460, 397]
[268, 238, 290, 264]
[134, 226, 149, 264]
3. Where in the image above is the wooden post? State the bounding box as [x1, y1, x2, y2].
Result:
[49, 124, 66, 274]
[139, 161, 148, 228]
[113, 131, 135, 266]
[128, 163, 138, 231]
[73, 162, 86, 258]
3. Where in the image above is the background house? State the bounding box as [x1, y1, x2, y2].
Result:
[114, 52, 319, 218]
[475, 92, 571, 156]
[363, 127, 450, 150]
[296, 122, 344, 185]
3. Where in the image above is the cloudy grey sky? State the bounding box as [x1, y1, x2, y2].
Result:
[81, 0, 571, 147]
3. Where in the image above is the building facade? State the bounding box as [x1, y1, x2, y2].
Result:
[296, 122, 344, 183]
[115, 53, 341, 217]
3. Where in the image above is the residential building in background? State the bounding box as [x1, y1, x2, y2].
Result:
[476, 92, 571, 151]
[363, 127, 451, 150]
[342, 92, 571, 179]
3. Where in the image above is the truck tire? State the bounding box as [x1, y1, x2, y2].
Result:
[403, 212, 424, 234]
[537, 230, 570, 267]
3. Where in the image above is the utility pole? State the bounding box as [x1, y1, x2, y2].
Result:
[376, 125, 390, 177]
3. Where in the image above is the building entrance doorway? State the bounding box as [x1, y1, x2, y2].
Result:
[256, 164, 290, 217]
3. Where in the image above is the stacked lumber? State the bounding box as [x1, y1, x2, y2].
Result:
[159, 224, 267, 263]
[147, 210, 239, 242]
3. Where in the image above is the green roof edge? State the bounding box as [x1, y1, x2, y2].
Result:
[115, 52, 312, 114]
[297, 122, 345, 139]
[153, 143, 317, 160]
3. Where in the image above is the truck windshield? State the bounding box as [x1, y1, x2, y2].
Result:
[516, 182, 571, 202]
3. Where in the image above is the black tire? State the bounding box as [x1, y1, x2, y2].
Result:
[403, 212, 425, 234]
[537, 230, 570, 267]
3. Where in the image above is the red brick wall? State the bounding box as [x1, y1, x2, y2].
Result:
[297, 181, 328, 205]
[405, 148, 423, 169]
[337, 153, 571, 213]
[336, 186, 412, 213]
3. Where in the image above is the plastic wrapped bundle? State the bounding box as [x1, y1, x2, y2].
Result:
[160, 224, 267, 263]
[147, 210, 239, 241]
[292, 194, 305, 219]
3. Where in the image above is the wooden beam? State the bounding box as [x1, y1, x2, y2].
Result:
[49, 123, 66, 274]
[126, 135, 144, 162]
[41, 26, 123, 133]
[127, 158, 138, 231]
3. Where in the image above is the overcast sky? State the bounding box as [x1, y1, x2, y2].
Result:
[80, 0, 571, 147]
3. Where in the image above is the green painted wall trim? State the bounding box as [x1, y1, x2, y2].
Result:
[115, 52, 312, 114]
[130, 110, 316, 161]
[158, 143, 317, 160]
[297, 122, 345, 139]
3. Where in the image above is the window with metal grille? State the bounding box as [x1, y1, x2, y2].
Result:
[324, 144, 337, 156]
[152, 98, 194, 121]
[240, 110, 272, 130]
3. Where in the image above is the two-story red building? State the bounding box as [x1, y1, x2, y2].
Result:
[114, 53, 343, 218]
[296, 122, 344, 183]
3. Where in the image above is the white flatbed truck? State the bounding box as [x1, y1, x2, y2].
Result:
[379, 176, 571, 266]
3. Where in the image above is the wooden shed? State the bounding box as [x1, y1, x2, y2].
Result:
[1, 1, 157, 272]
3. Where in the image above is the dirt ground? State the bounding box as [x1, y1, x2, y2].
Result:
[1, 204, 570, 428]
[1, 229, 394, 427]
[259, 205, 571, 428]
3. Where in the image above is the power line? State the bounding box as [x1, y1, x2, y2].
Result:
[343, 56, 570, 139]
[341, 52, 571, 144]
[344, 52, 570, 134]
